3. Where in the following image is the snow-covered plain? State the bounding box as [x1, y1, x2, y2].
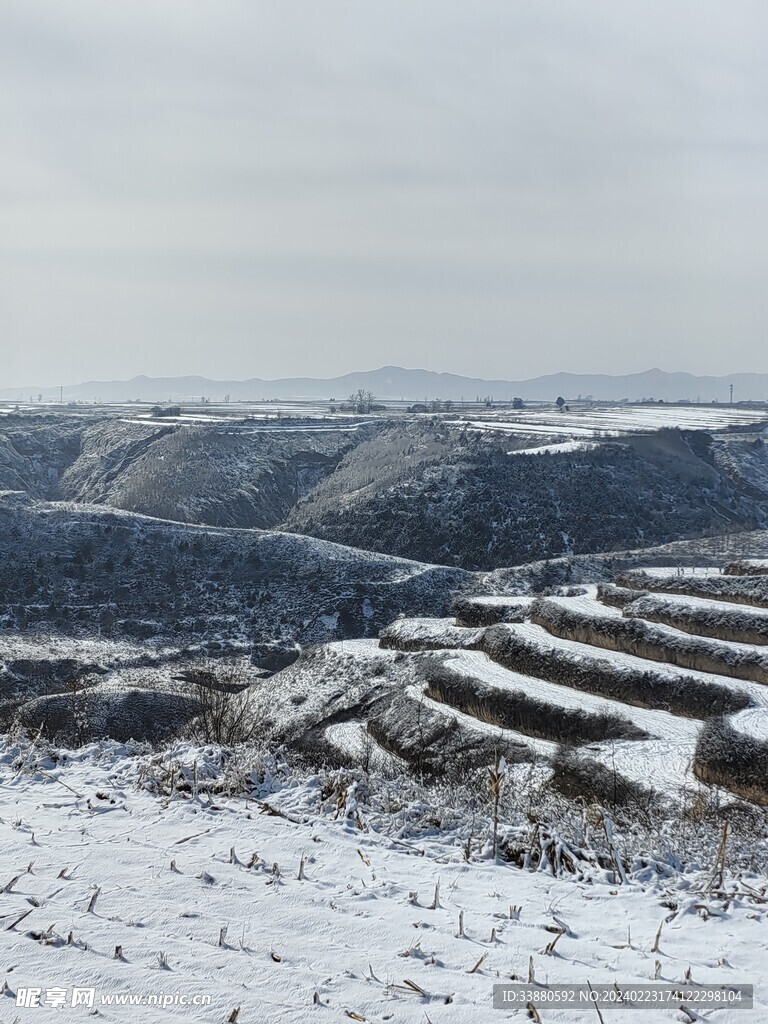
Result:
[451, 406, 768, 441]
[122, 417, 368, 433]
[2, 740, 767, 1023]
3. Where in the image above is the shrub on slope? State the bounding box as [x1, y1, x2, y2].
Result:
[285, 424, 764, 570]
[453, 596, 530, 627]
[365, 690, 531, 776]
[596, 582, 647, 609]
[693, 718, 768, 805]
[549, 748, 658, 811]
[724, 560, 768, 577]
[59, 419, 366, 529]
[379, 618, 485, 651]
[0, 494, 471, 650]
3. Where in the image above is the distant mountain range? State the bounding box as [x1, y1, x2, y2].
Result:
[2, 366, 767, 404]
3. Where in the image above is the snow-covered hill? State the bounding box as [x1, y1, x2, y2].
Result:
[285, 421, 768, 570]
[0, 492, 470, 651]
[3, 410, 768, 571]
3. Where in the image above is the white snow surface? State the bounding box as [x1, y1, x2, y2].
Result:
[457, 595, 532, 609]
[323, 720, 404, 770]
[626, 592, 768, 620]
[507, 440, 600, 457]
[381, 618, 485, 649]
[450, 405, 768, 440]
[3, 739, 767, 1023]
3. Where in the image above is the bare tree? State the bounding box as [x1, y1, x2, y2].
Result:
[174, 663, 263, 746]
[347, 389, 376, 413]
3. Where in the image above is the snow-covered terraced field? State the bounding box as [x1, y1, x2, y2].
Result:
[483, 620, 753, 722]
[440, 650, 698, 745]
[455, 595, 533, 611]
[616, 570, 768, 609]
[405, 682, 560, 759]
[501, 620, 767, 714]
[422, 651, 702, 794]
[507, 440, 600, 456]
[350, 572, 768, 805]
[433, 632, 726, 795]
[632, 567, 724, 579]
[533, 594, 768, 685]
[729, 707, 768, 743]
[624, 592, 768, 646]
[0, 633, 188, 708]
[628, 592, 768, 621]
[0, 633, 181, 667]
[323, 719, 405, 770]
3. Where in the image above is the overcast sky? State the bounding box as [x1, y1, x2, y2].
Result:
[1, 1, 766, 387]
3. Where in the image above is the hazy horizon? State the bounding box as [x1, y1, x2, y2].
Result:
[3, 363, 768, 403]
[3, 1, 767, 388]
[13, 362, 768, 390]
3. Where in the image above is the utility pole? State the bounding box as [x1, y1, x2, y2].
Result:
[60, 385, 63, 404]
[729, 384, 734, 406]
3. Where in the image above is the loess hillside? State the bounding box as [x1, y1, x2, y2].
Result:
[2, 412, 768, 572]
[0, 492, 470, 654]
[0, 412, 369, 528]
[285, 422, 768, 569]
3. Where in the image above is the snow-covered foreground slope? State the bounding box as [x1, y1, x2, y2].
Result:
[2, 740, 767, 1023]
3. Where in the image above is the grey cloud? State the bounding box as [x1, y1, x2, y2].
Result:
[1, 0, 766, 386]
